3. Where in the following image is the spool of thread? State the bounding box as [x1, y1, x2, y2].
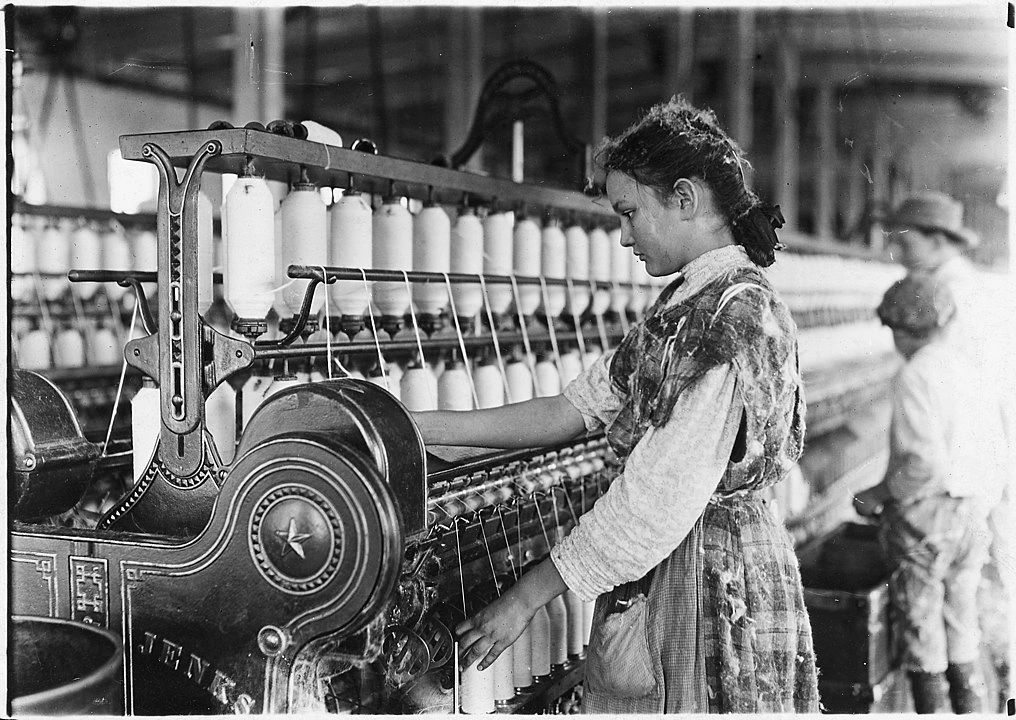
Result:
[546, 596, 569, 666]
[583, 600, 596, 647]
[559, 350, 583, 387]
[328, 190, 373, 320]
[373, 196, 413, 320]
[102, 225, 131, 302]
[492, 645, 515, 705]
[241, 372, 274, 428]
[530, 605, 552, 680]
[367, 368, 397, 398]
[564, 223, 591, 317]
[460, 659, 495, 714]
[205, 379, 236, 465]
[512, 217, 542, 316]
[482, 210, 514, 315]
[513, 623, 533, 689]
[197, 190, 214, 314]
[37, 221, 70, 301]
[89, 326, 120, 365]
[267, 179, 289, 211]
[438, 361, 473, 410]
[69, 223, 101, 301]
[17, 329, 51, 370]
[131, 377, 160, 486]
[400, 364, 438, 411]
[540, 218, 567, 318]
[281, 182, 328, 317]
[11, 220, 34, 303]
[505, 360, 534, 403]
[589, 226, 611, 316]
[564, 590, 585, 657]
[224, 176, 276, 324]
[474, 361, 505, 409]
[451, 208, 484, 321]
[52, 327, 85, 368]
[609, 227, 631, 316]
[301, 120, 344, 147]
[272, 205, 287, 319]
[412, 204, 452, 318]
[534, 357, 561, 398]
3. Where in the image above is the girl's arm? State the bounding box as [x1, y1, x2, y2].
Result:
[412, 394, 587, 448]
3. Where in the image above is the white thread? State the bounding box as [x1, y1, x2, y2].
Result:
[101, 302, 139, 457]
[402, 271, 427, 367]
[538, 278, 565, 385]
[478, 274, 512, 403]
[565, 277, 589, 369]
[497, 507, 518, 581]
[508, 275, 542, 397]
[320, 266, 333, 380]
[360, 269, 388, 386]
[444, 273, 479, 409]
[31, 270, 55, 337]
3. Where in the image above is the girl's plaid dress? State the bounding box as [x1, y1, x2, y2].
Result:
[576, 256, 820, 713]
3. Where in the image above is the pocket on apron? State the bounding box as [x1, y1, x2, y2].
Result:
[584, 594, 658, 699]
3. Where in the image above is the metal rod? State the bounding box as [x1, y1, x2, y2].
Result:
[67, 270, 224, 284]
[288, 264, 651, 290]
[252, 329, 624, 360]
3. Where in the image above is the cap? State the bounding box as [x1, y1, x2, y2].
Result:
[877, 273, 956, 333]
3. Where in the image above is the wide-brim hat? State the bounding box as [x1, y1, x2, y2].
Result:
[881, 191, 980, 247]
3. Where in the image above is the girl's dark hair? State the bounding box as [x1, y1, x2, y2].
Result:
[596, 96, 785, 267]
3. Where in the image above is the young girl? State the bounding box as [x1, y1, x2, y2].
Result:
[413, 97, 819, 713]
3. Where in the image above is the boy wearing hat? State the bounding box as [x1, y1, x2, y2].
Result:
[883, 192, 1015, 710]
[854, 274, 1006, 713]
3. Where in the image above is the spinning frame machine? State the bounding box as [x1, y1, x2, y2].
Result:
[10, 76, 631, 714]
[9, 65, 903, 715]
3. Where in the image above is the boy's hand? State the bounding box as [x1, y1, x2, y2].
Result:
[853, 485, 887, 517]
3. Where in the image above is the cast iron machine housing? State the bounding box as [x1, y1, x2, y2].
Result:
[10, 79, 625, 711]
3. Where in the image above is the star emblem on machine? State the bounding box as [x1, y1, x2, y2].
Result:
[276, 518, 313, 559]
[249, 487, 342, 594]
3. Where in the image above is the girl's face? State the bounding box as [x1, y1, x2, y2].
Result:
[606, 170, 694, 276]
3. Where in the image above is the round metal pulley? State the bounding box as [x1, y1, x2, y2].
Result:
[228, 434, 402, 641]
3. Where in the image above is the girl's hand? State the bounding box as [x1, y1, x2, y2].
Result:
[455, 587, 538, 671]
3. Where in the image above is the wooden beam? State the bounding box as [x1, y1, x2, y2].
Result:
[774, 38, 800, 230]
[866, 95, 889, 252]
[229, 8, 284, 126]
[444, 8, 484, 170]
[590, 8, 608, 146]
[726, 10, 754, 151]
[664, 9, 695, 101]
[814, 83, 835, 239]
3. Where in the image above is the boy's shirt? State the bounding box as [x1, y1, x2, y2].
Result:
[885, 338, 1007, 507]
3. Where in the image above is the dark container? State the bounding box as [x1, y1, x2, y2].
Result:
[819, 668, 913, 714]
[798, 522, 893, 687]
[10, 616, 123, 715]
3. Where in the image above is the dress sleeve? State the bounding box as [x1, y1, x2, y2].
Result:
[562, 350, 625, 432]
[551, 363, 741, 601]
